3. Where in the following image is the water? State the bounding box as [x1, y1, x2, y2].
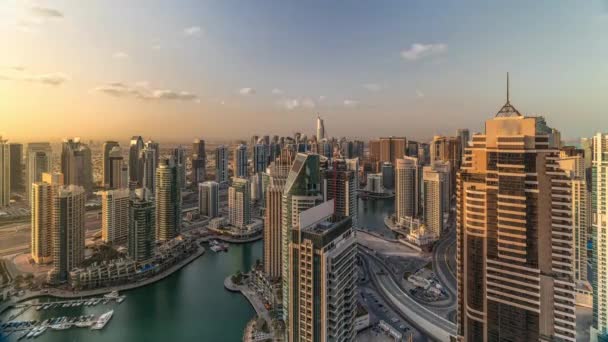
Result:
[1, 241, 262, 342]
[1, 198, 394, 342]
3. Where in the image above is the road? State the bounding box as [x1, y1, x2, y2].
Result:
[432, 225, 456, 297]
[360, 246, 456, 341]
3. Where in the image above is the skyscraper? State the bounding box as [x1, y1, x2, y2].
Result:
[430, 135, 461, 190]
[129, 188, 156, 262]
[129, 136, 144, 187]
[395, 156, 420, 223]
[457, 128, 470, 161]
[140, 144, 157, 193]
[264, 178, 285, 279]
[26, 142, 52, 203]
[324, 159, 357, 227]
[456, 82, 575, 341]
[48, 185, 86, 284]
[288, 201, 356, 342]
[215, 145, 229, 184]
[102, 141, 119, 188]
[9, 143, 23, 193]
[592, 133, 608, 340]
[155, 157, 181, 241]
[0, 137, 9, 207]
[253, 143, 268, 174]
[100, 188, 130, 245]
[234, 144, 248, 178]
[281, 153, 322, 323]
[61, 138, 93, 193]
[108, 146, 127, 189]
[423, 164, 449, 238]
[316, 115, 326, 141]
[192, 138, 207, 185]
[228, 177, 251, 229]
[172, 146, 186, 189]
[198, 181, 219, 218]
[31, 172, 63, 264]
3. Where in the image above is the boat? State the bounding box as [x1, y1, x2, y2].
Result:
[91, 310, 113, 330]
[116, 296, 125, 303]
[75, 320, 92, 328]
[104, 291, 119, 299]
[33, 326, 47, 337]
[51, 323, 71, 330]
[25, 329, 35, 338]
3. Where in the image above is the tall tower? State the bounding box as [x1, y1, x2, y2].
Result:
[102, 141, 119, 188]
[108, 146, 127, 189]
[288, 201, 356, 342]
[61, 138, 93, 193]
[324, 159, 357, 227]
[26, 143, 52, 203]
[423, 163, 449, 238]
[234, 144, 248, 178]
[198, 181, 219, 218]
[253, 143, 268, 174]
[172, 146, 186, 189]
[215, 145, 229, 184]
[31, 172, 63, 264]
[100, 188, 130, 245]
[129, 136, 144, 187]
[264, 178, 285, 279]
[48, 185, 86, 284]
[140, 144, 157, 193]
[129, 188, 155, 262]
[592, 133, 608, 339]
[281, 153, 322, 323]
[192, 138, 207, 186]
[457, 128, 470, 161]
[228, 177, 251, 229]
[155, 157, 181, 241]
[316, 115, 326, 141]
[0, 137, 9, 207]
[395, 156, 420, 223]
[456, 77, 575, 341]
[9, 143, 23, 193]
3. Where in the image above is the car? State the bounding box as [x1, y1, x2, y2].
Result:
[391, 317, 399, 323]
[399, 324, 407, 330]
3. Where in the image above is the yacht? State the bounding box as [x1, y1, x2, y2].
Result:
[91, 310, 113, 330]
[104, 290, 120, 299]
[51, 323, 71, 330]
[33, 326, 47, 337]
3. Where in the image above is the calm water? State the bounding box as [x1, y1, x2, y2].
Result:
[1, 198, 393, 342]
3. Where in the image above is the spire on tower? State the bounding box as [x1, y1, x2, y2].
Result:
[495, 72, 521, 117]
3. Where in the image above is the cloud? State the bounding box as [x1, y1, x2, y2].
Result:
[112, 51, 129, 59]
[278, 97, 316, 110]
[29, 6, 64, 18]
[239, 87, 256, 95]
[416, 90, 425, 98]
[184, 26, 202, 36]
[152, 44, 161, 50]
[271, 88, 283, 95]
[93, 82, 199, 102]
[343, 99, 359, 107]
[401, 43, 447, 61]
[362, 83, 382, 92]
[24, 72, 70, 86]
[135, 81, 149, 87]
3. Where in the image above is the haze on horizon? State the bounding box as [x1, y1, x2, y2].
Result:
[1, 0, 608, 142]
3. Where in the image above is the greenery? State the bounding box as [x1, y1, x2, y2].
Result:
[81, 244, 125, 267]
[232, 270, 243, 285]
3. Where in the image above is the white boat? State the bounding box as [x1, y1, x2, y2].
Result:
[33, 326, 47, 337]
[75, 321, 92, 328]
[91, 310, 113, 330]
[25, 329, 35, 338]
[116, 296, 125, 303]
[51, 323, 71, 330]
[104, 291, 119, 299]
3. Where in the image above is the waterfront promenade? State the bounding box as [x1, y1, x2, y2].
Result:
[0, 246, 206, 316]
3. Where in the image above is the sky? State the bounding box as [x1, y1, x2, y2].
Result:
[1, 0, 607, 142]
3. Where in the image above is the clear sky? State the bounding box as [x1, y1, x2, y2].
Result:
[1, 0, 607, 142]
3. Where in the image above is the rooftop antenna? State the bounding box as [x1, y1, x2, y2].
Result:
[506, 72, 510, 104]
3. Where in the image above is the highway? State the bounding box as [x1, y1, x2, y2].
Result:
[432, 225, 457, 297]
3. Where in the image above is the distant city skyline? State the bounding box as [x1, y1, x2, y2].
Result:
[2, 0, 608, 141]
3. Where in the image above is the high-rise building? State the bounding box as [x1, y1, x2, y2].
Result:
[48, 185, 86, 284]
[418, 143, 431, 166]
[288, 201, 356, 342]
[129, 188, 155, 262]
[140, 145, 157, 193]
[457, 128, 470, 161]
[345, 158, 360, 191]
[129, 136, 144, 187]
[377, 136, 407, 165]
[0, 137, 9, 207]
[234, 144, 248, 178]
[281, 153, 322, 323]
[215, 145, 229, 184]
[381, 162, 394, 190]
[324, 159, 357, 227]
[430, 135, 461, 190]
[456, 83, 575, 341]
[9, 143, 23, 193]
[395, 156, 420, 223]
[253, 144, 268, 174]
[423, 164, 449, 238]
[228, 177, 251, 229]
[31, 173, 63, 264]
[100, 189, 130, 245]
[155, 157, 181, 241]
[108, 146, 127, 189]
[264, 178, 285, 279]
[316, 115, 326, 141]
[198, 181, 219, 218]
[192, 138, 207, 185]
[61, 138, 93, 193]
[102, 141, 119, 188]
[172, 146, 186, 189]
[26, 142, 52, 203]
[592, 133, 608, 339]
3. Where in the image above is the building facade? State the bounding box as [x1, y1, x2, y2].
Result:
[155, 157, 182, 241]
[9, 143, 23, 193]
[215, 145, 229, 184]
[100, 189, 130, 245]
[129, 188, 156, 262]
[264, 178, 285, 279]
[192, 138, 207, 185]
[234, 144, 248, 178]
[395, 156, 420, 223]
[61, 138, 93, 193]
[229, 177, 251, 229]
[102, 141, 119, 188]
[31, 173, 64, 264]
[0, 137, 9, 207]
[26, 142, 52, 203]
[198, 181, 219, 218]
